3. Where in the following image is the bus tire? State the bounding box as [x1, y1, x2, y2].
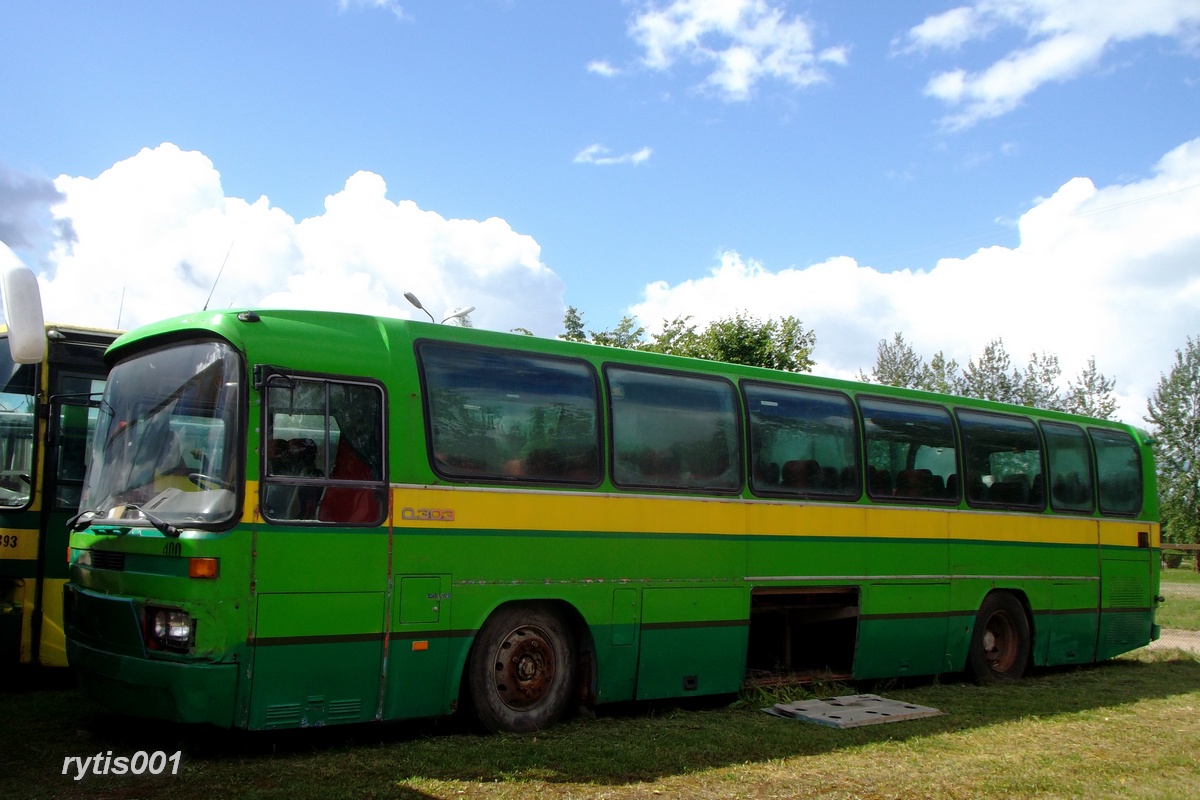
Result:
[968, 592, 1030, 684]
[468, 604, 576, 733]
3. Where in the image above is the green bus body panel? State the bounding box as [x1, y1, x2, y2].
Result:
[385, 574, 454, 719]
[636, 587, 748, 700]
[62, 310, 1161, 729]
[248, 526, 388, 727]
[68, 638, 237, 726]
[856, 583, 952, 678]
[249, 640, 383, 728]
[1097, 548, 1155, 661]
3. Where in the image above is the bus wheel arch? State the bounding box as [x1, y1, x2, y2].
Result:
[466, 600, 584, 733]
[968, 590, 1032, 684]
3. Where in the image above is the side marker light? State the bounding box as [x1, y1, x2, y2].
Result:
[188, 557, 219, 579]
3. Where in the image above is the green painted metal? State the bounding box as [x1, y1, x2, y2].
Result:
[64, 309, 1161, 729]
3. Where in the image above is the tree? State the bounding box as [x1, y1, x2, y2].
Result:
[924, 351, 962, 395]
[859, 332, 927, 389]
[960, 339, 1019, 403]
[701, 313, 815, 373]
[1063, 357, 1117, 420]
[561, 306, 587, 343]
[1016, 351, 1062, 410]
[647, 315, 703, 358]
[590, 315, 645, 349]
[647, 312, 816, 372]
[1145, 336, 1200, 555]
[860, 335, 1117, 416]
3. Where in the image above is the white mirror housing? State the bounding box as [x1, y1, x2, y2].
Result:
[1, 241, 48, 364]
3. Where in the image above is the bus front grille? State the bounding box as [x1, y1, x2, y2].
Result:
[91, 551, 126, 571]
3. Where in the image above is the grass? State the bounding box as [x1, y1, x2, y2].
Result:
[3, 651, 1199, 800]
[1159, 566, 1200, 630]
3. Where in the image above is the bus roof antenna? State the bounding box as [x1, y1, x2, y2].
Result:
[404, 291, 435, 323]
[204, 241, 235, 312]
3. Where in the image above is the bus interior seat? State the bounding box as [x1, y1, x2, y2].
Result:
[781, 459, 821, 490]
[867, 465, 892, 496]
[988, 474, 1030, 504]
[895, 468, 940, 499]
[1029, 473, 1045, 506]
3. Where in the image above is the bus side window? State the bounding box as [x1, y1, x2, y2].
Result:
[1090, 427, 1142, 516]
[607, 367, 741, 493]
[262, 375, 387, 526]
[957, 409, 1044, 510]
[858, 396, 957, 504]
[744, 382, 860, 500]
[418, 342, 601, 486]
[1041, 421, 1094, 513]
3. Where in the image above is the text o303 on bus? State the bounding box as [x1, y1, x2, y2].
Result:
[401, 507, 455, 523]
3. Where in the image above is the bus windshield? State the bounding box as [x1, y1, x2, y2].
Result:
[79, 341, 242, 529]
[0, 336, 38, 508]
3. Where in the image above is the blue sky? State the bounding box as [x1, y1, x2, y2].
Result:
[2, 0, 1199, 421]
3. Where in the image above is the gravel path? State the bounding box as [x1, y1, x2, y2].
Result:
[1145, 628, 1200, 655]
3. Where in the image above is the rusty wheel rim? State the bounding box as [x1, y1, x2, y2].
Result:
[982, 610, 1019, 673]
[492, 624, 557, 711]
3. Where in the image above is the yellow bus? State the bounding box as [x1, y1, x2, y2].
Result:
[1, 244, 117, 668]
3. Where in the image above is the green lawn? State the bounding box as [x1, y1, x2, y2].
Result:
[4, 651, 1198, 800]
[1160, 566, 1200, 630]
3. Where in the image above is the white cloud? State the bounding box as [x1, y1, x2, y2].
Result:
[628, 136, 1200, 423]
[338, 0, 407, 21]
[573, 144, 654, 166]
[30, 144, 564, 335]
[587, 60, 622, 77]
[900, 5, 992, 53]
[900, 0, 1200, 129]
[629, 0, 846, 101]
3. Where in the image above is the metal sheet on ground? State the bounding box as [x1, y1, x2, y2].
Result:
[763, 694, 942, 728]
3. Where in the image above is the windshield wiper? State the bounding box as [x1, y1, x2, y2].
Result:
[66, 510, 96, 532]
[122, 504, 183, 538]
[66, 505, 182, 538]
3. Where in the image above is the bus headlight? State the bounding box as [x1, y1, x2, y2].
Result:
[145, 605, 195, 652]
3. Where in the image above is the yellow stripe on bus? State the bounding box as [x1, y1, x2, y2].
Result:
[240, 481, 1156, 548]
[389, 485, 1155, 548]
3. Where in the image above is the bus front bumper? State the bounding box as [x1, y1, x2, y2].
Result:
[68, 638, 239, 727]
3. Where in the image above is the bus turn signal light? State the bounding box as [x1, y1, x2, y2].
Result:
[188, 557, 219, 579]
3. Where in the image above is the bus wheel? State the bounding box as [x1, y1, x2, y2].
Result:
[968, 592, 1030, 684]
[468, 604, 576, 733]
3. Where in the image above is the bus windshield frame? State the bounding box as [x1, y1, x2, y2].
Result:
[79, 340, 244, 531]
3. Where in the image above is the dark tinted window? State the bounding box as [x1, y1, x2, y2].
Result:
[958, 410, 1045, 509]
[608, 367, 740, 492]
[859, 396, 957, 503]
[419, 343, 600, 484]
[1090, 428, 1142, 516]
[745, 382, 859, 499]
[1041, 421, 1094, 513]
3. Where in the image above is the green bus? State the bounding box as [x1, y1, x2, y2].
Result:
[63, 309, 1160, 732]
[1, 323, 114, 669]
